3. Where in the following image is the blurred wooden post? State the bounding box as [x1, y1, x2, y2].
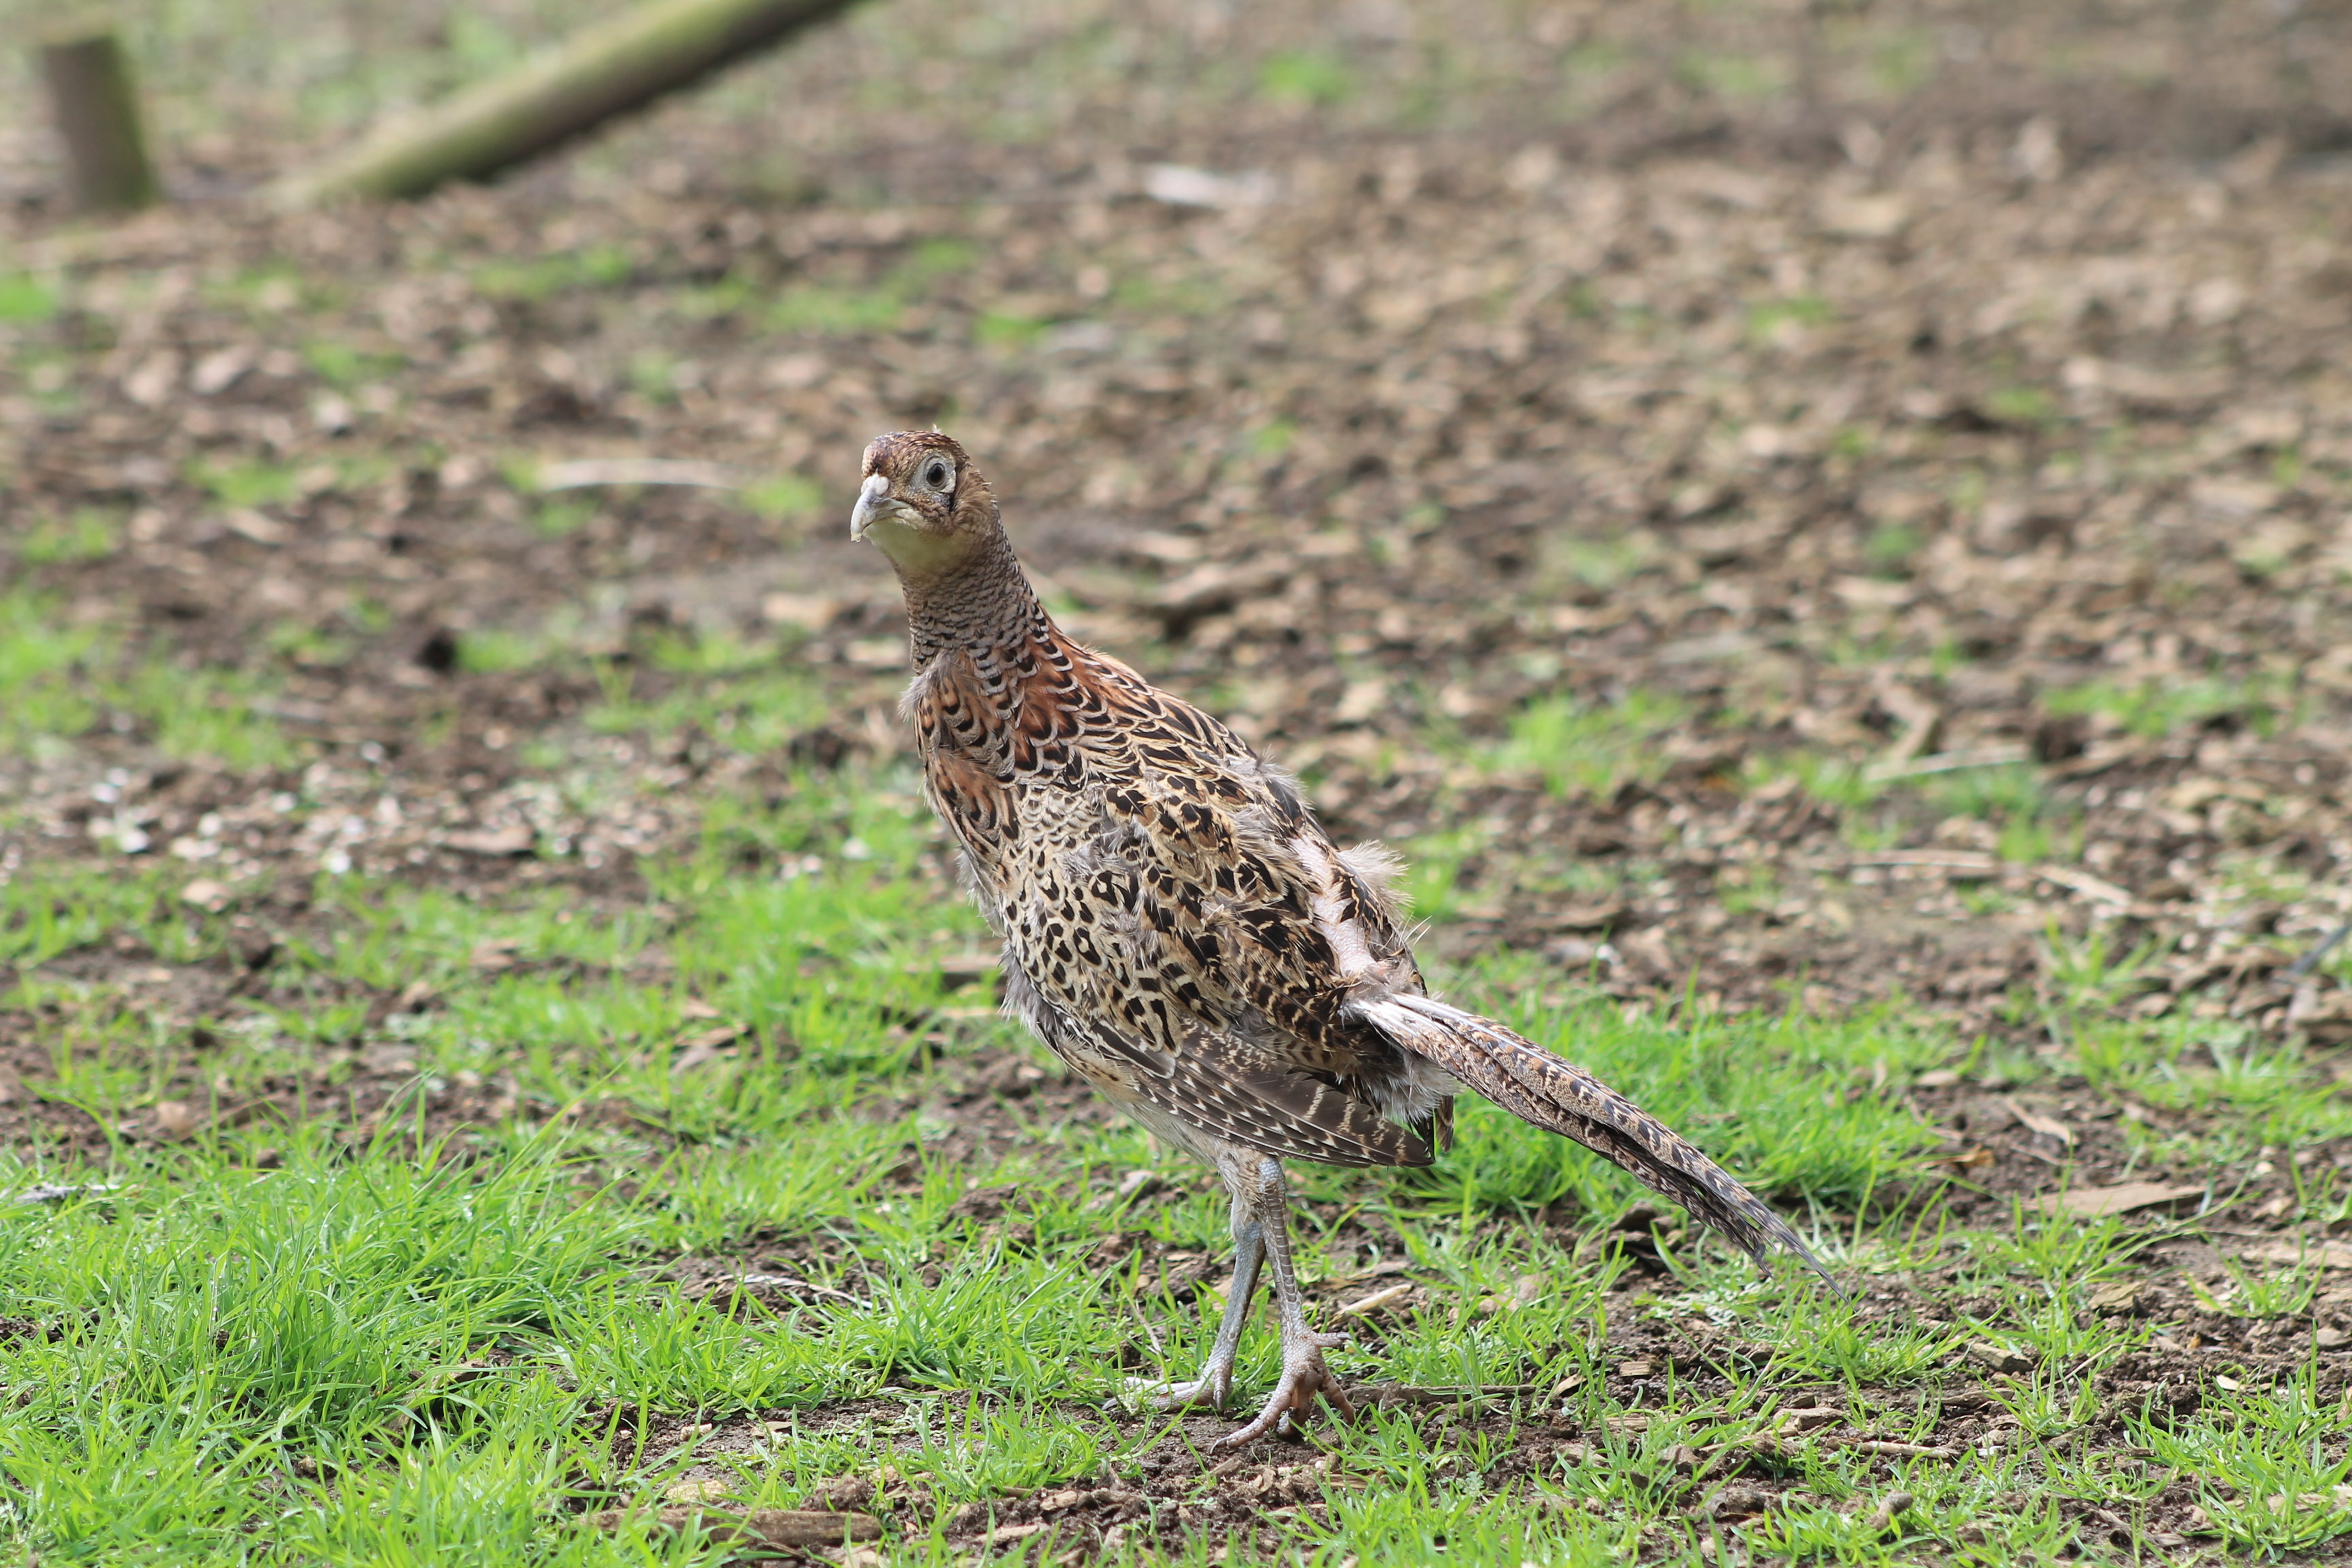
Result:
[41, 24, 160, 212]
[268, 0, 862, 207]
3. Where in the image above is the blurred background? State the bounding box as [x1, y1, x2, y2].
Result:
[3, 0, 2352, 1086]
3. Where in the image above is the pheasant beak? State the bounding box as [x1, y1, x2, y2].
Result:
[850, 472, 893, 541]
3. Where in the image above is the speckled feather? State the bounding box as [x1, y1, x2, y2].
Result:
[856, 431, 1825, 1277]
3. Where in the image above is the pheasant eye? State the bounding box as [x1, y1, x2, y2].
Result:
[924, 461, 951, 489]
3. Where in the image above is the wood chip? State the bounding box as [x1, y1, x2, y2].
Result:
[763, 592, 845, 630]
[221, 508, 286, 545]
[1547, 901, 1625, 931]
[444, 825, 536, 856]
[535, 458, 744, 491]
[2039, 1182, 2204, 1219]
[671, 1025, 743, 1074]
[2240, 1239, 2352, 1270]
[589, 1506, 881, 1547]
[1336, 1282, 1414, 1317]
[1862, 744, 2028, 783]
[1967, 1340, 2035, 1374]
[1864, 1490, 1918, 1532]
[1849, 850, 1997, 874]
[2035, 864, 2133, 906]
[2087, 1280, 2148, 1313]
[1149, 557, 1293, 616]
[2001, 1096, 2073, 1145]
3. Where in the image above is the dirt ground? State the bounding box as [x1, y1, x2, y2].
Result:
[7, 0, 2352, 1137]
[8, 0, 2352, 1553]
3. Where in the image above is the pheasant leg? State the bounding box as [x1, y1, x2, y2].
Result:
[1140, 1199, 1266, 1412]
[1209, 1156, 1355, 1449]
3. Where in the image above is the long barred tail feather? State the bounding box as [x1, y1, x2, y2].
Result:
[1354, 993, 1835, 1287]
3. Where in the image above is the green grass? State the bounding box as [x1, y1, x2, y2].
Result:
[472, 245, 633, 303]
[1259, 51, 1353, 107]
[191, 454, 303, 510]
[581, 637, 831, 753]
[742, 472, 825, 521]
[4, 744, 2346, 1563]
[0, 273, 57, 323]
[0, 591, 293, 767]
[761, 239, 979, 338]
[2042, 673, 2292, 739]
[11, 613, 2271, 1560]
[2, 0, 2340, 1553]
[17, 508, 121, 565]
[1744, 294, 1832, 347]
[302, 339, 406, 389]
[1479, 689, 1686, 800]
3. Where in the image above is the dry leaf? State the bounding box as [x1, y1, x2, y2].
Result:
[2240, 1239, 2352, 1270]
[2039, 1182, 2203, 1219]
[2001, 1096, 2073, 1145]
[445, 826, 535, 857]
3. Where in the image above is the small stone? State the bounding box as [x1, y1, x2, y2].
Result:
[804, 1473, 875, 1511]
[2316, 1326, 2348, 1349]
[1705, 1484, 1772, 1519]
[2087, 1281, 2147, 1316]
[1967, 1341, 2035, 1374]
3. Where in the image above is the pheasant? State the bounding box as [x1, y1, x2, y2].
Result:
[851, 431, 1828, 1448]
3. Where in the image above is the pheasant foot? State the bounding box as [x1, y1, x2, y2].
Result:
[1211, 1326, 1355, 1448]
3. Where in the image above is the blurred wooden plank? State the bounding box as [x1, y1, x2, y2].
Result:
[268, 0, 863, 207]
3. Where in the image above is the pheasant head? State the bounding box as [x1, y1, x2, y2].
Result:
[851, 430, 1003, 582]
[851, 431, 1039, 667]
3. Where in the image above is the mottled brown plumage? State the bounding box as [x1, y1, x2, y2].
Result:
[852, 431, 1828, 1446]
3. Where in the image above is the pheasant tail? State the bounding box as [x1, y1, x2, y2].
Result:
[1353, 994, 1833, 1284]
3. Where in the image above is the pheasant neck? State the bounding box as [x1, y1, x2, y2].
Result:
[895, 527, 1054, 671]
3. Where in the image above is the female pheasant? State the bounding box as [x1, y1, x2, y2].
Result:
[851, 431, 1827, 1448]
